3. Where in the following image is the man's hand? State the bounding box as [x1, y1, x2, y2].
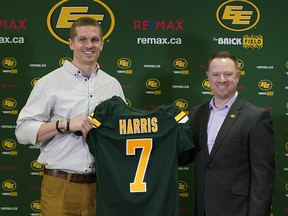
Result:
[70, 115, 93, 138]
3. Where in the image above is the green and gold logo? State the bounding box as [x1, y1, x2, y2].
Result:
[202, 79, 211, 90]
[146, 78, 160, 90]
[30, 160, 43, 171]
[59, 57, 72, 66]
[2, 98, 17, 110]
[31, 78, 40, 88]
[47, 0, 115, 44]
[2, 139, 17, 151]
[173, 58, 188, 70]
[178, 180, 188, 192]
[30, 200, 41, 212]
[174, 99, 188, 110]
[237, 59, 244, 69]
[2, 57, 17, 68]
[258, 80, 273, 91]
[2, 180, 17, 191]
[216, 0, 260, 31]
[117, 58, 132, 69]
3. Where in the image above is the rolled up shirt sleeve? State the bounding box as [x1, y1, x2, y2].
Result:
[15, 119, 44, 145]
[15, 78, 53, 145]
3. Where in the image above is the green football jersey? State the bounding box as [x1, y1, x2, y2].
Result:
[86, 96, 193, 216]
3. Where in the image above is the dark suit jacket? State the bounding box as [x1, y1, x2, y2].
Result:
[188, 96, 275, 216]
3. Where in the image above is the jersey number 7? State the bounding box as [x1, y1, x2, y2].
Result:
[126, 138, 153, 193]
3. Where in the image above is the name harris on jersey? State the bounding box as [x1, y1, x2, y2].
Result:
[119, 117, 158, 135]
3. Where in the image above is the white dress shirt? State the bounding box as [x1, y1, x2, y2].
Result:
[15, 60, 125, 173]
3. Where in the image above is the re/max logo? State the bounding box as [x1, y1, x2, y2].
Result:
[0, 19, 26, 30]
[134, 20, 184, 31]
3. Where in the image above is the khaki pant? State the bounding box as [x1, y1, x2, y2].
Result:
[41, 174, 96, 216]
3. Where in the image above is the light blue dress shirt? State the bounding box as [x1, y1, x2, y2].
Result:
[207, 92, 238, 154]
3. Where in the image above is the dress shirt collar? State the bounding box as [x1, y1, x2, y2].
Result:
[209, 91, 238, 111]
[63, 60, 99, 78]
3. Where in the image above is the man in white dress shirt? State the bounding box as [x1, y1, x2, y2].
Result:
[15, 17, 125, 216]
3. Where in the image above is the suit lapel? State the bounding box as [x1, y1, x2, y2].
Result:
[207, 97, 243, 163]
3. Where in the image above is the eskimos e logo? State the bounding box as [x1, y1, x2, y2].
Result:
[173, 58, 188, 70]
[30, 200, 41, 212]
[258, 80, 273, 91]
[216, 0, 260, 31]
[47, 0, 115, 44]
[178, 180, 188, 192]
[2, 57, 17, 68]
[59, 57, 72, 66]
[31, 78, 40, 87]
[174, 99, 188, 110]
[30, 160, 43, 171]
[2, 180, 17, 191]
[2, 139, 17, 151]
[2, 98, 17, 110]
[117, 58, 132, 69]
[146, 78, 160, 90]
[237, 59, 244, 69]
[202, 79, 211, 90]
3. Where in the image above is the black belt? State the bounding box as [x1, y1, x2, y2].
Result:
[44, 168, 96, 184]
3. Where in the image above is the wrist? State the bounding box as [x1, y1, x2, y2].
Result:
[56, 119, 65, 133]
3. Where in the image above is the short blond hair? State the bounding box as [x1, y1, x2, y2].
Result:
[70, 17, 103, 40]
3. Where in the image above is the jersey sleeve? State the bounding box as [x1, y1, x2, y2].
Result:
[86, 96, 120, 157]
[86, 101, 106, 158]
[161, 104, 194, 153]
[174, 110, 194, 153]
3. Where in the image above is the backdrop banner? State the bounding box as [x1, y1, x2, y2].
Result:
[1, 0, 287, 215]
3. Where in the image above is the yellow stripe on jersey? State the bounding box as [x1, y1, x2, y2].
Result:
[174, 111, 186, 122]
[92, 118, 101, 127]
[90, 112, 101, 127]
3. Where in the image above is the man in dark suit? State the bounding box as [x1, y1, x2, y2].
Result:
[188, 51, 275, 216]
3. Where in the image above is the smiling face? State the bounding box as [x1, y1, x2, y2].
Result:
[206, 57, 240, 103]
[69, 25, 103, 69]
